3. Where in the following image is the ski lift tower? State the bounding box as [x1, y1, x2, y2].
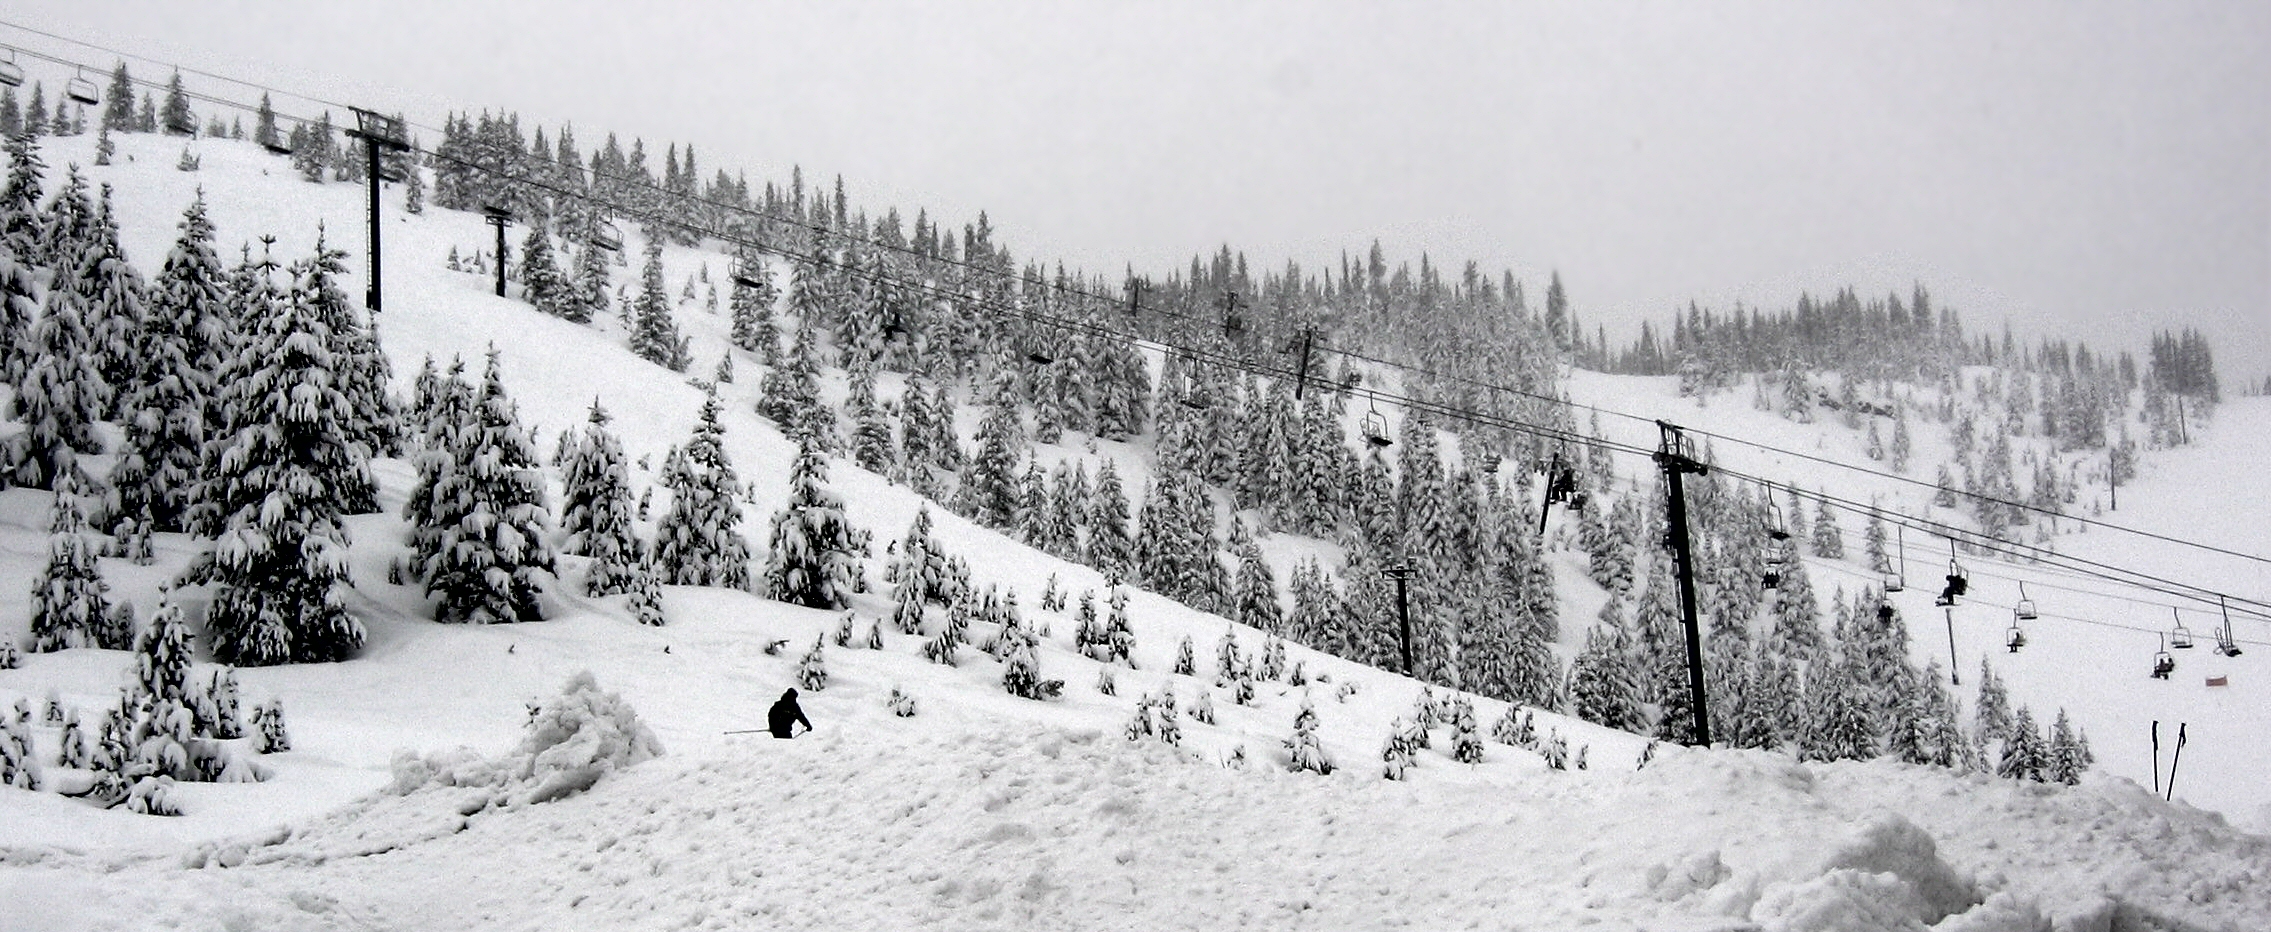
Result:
[343, 107, 410, 312]
[1652, 420, 1713, 747]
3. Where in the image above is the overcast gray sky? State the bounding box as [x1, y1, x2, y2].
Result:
[13, 1, 2269, 382]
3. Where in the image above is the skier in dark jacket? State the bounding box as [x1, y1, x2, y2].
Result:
[769, 688, 813, 738]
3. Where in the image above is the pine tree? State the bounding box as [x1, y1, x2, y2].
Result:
[757, 314, 833, 449]
[296, 232, 398, 489]
[109, 193, 231, 533]
[160, 71, 192, 135]
[1085, 459, 1135, 580]
[1973, 659, 2012, 743]
[1862, 505, 1891, 575]
[182, 244, 364, 666]
[1997, 705, 2047, 783]
[102, 63, 136, 131]
[956, 369, 1025, 530]
[883, 505, 951, 610]
[1809, 495, 1845, 559]
[728, 250, 777, 356]
[1230, 536, 1282, 634]
[9, 256, 109, 490]
[1283, 700, 1334, 775]
[798, 637, 829, 691]
[846, 364, 895, 474]
[763, 440, 870, 609]
[1799, 652, 1876, 762]
[628, 239, 689, 370]
[416, 351, 557, 623]
[571, 234, 611, 322]
[559, 401, 641, 597]
[29, 468, 110, 652]
[657, 393, 754, 590]
[517, 225, 576, 319]
[2045, 708, 2086, 786]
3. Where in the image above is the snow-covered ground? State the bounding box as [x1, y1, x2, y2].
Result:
[1, 130, 2267, 930]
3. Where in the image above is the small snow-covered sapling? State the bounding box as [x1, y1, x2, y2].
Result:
[797, 638, 829, 691]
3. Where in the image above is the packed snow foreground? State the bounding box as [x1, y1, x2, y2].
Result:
[0, 122, 2268, 931]
[4, 672, 2265, 931]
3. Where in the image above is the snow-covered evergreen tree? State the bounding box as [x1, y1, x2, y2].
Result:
[182, 242, 364, 666]
[558, 400, 642, 597]
[1085, 459, 1135, 580]
[517, 224, 577, 319]
[1973, 658, 2012, 743]
[956, 369, 1025, 530]
[1799, 651, 1876, 762]
[762, 439, 870, 609]
[657, 393, 754, 590]
[414, 351, 557, 623]
[1230, 536, 1282, 634]
[757, 314, 832, 449]
[1809, 495, 1845, 559]
[628, 239, 689, 370]
[846, 364, 895, 474]
[109, 194, 231, 534]
[29, 468, 110, 652]
[9, 257, 109, 490]
[1283, 700, 1334, 775]
[1997, 705, 2047, 783]
[728, 248, 776, 355]
[797, 637, 829, 691]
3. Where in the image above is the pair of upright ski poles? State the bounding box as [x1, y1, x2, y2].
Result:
[2151, 721, 2187, 801]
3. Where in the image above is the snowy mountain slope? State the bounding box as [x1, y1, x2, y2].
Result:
[0, 130, 2266, 930]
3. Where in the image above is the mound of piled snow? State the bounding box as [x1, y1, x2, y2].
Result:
[386, 670, 662, 807]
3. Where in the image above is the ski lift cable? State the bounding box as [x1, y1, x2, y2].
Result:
[1773, 504, 2271, 633]
[10, 23, 2261, 575]
[92, 63, 2268, 630]
[1717, 480, 2271, 629]
[1718, 468, 2271, 622]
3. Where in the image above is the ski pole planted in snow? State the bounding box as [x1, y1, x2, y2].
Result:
[2166, 724, 2188, 801]
[2151, 721, 2161, 796]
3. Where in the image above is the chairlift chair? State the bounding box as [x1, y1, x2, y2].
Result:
[2152, 634, 2175, 679]
[730, 255, 765, 289]
[591, 220, 624, 253]
[261, 140, 294, 156]
[1765, 499, 1792, 542]
[1761, 545, 1787, 591]
[1221, 291, 1246, 338]
[2005, 622, 2026, 653]
[2169, 608, 2194, 649]
[166, 113, 198, 136]
[1882, 571, 1905, 593]
[2014, 582, 2038, 621]
[1361, 401, 1392, 449]
[1935, 555, 1968, 607]
[65, 68, 99, 107]
[2214, 598, 2243, 656]
[0, 49, 25, 89]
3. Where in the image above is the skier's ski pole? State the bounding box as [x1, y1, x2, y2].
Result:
[2150, 721, 2160, 795]
[2166, 723, 2188, 801]
[724, 729, 770, 735]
